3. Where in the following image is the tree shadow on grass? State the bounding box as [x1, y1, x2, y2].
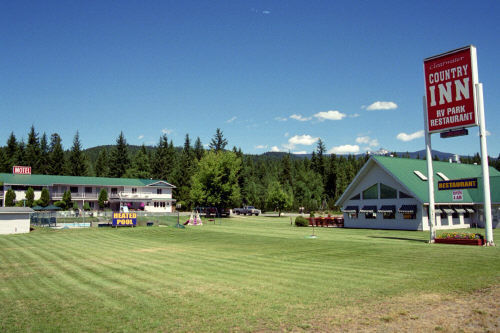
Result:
[368, 236, 428, 243]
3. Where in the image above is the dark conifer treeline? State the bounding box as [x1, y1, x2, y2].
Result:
[1, 126, 499, 211]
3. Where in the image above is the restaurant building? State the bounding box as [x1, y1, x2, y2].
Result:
[335, 155, 500, 231]
[0, 173, 176, 212]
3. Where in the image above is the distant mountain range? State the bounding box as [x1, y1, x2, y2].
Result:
[83, 145, 478, 163]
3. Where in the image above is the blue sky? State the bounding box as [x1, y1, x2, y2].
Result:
[1, 0, 499, 157]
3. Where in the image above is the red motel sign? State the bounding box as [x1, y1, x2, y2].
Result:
[13, 166, 31, 175]
[424, 46, 478, 133]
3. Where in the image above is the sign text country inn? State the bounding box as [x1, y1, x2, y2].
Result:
[424, 46, 478, 133]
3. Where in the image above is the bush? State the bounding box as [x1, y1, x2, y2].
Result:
[83, 202, 91, 211]
[295, 216, 309, 227]
[54, 201, 66, 210]
[309, 211, 315, 218]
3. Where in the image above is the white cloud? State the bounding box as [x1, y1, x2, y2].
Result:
[262, 10, 271, 14]
[162, 128, 173, 135]
[284, 132, 289, 137]
[396, 130, 425, 142]
[365, 101, 398, 111]
[255, 145, 268, 149]
[226, 116, 237, 123]
[270, 146, 281, 152]
[313, 110, 346, 121]
[275, 117, 288, 122]
[328, 144, 360, 154]
[349, 113, 360, 118]
[288, 134, 319, 147]
[477, 130, 491, 136]
[138, 135, 144, 140]
[290, 114, 312, 122]
[355, 136, 379, 147]
[293, 151, 307, 155]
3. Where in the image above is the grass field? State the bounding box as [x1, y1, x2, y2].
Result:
[0, 216, 499, 332]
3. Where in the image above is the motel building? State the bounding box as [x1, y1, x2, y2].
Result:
[335, 155, 500, 231]
[0, 172, 176, 213]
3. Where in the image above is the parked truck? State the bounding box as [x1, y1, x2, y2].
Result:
[233, 206, 261, 216]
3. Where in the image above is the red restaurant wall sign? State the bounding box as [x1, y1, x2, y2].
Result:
[424, 46, 478, 133]
[13, 166, 31, 175]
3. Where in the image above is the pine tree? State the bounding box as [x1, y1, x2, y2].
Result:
[39, 133, 50, 174]
[108, 132, 130, 178]
[209, 128, 228, 152]
[173, 134, 196, 208]
[151, 135, 175, 181]
[0, 148, 8, 173]
[194, 137, 204, 160]
[5, 132, 18, 171]
[68, 131, 88, 176]
[25, 125, 41, 173]
[95, 149, 110, 177]
[125, 145, 150, 179]
[49, 133, 66, 175]
[17, 141, 27, 166]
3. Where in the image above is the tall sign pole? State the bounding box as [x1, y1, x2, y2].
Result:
[423, 96, 436, 242]
[424, 45, 493, 246]
[476, 83, 494, 245]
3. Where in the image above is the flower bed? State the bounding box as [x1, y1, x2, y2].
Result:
[435, 232, 484, 246]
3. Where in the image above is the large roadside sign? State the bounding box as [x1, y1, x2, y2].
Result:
[424, 46, 478, 133]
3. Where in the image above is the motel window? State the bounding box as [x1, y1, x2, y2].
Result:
[157, 189, 162, 195]
[452, 211, 458, 219]
[85, 187, 92, 194]
[380, 184, 397, 199]
[399, 191, 413, 199]
[132, 188, 137, 194]
[70, 187, 78, 193]
[111, 188, 118, 194]
[362, 184, 378, 200]
[88, 202, 94, 208]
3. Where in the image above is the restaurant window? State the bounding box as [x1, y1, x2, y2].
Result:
[157, 189, 162, 195]
[403, 213, 416, 220]
[70, 187, 79, 193]
[383, 211, 395, 219]
[111, 188, 118, 195]
[380, 184, 397, 199]
[85, 187, 92, 194]
[362, 184, 378, 200]
[399, 191, 413, 199]
[132, 188, 137, 194]
[365, 212, 376, 219]
[348, 212, 357, 219]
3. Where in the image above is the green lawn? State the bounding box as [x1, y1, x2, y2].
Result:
[0, 217, 498, 332]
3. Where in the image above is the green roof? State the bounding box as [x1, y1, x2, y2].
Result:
[372, 155, 500, 204]
[0, 173, 174, 188]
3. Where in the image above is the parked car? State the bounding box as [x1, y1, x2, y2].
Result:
[195, 207, 230, 217]
[233, 206, 261, 216]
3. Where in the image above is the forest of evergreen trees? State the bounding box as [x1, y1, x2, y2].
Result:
[1, 126, 499, 212]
